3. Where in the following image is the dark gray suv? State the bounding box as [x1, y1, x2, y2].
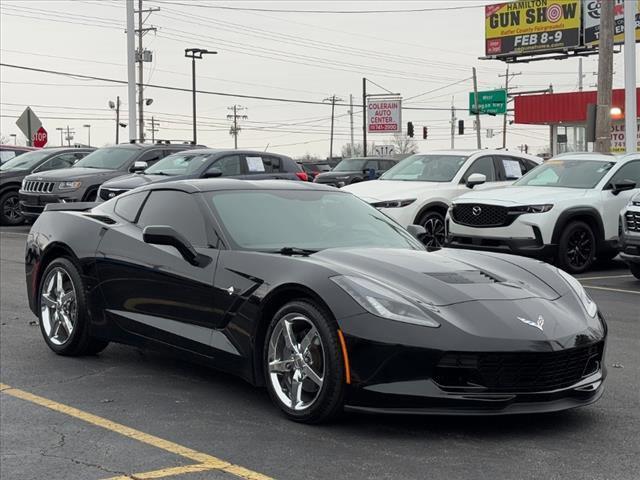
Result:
[19, 142, 202, 218]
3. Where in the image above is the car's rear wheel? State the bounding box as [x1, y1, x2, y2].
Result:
[38, 258, 109, 356]
[264, 300, 345, 423]
[557, 221, 596, 274]
[417, 210, 446, 250]
[629, 263, 640, 280]
[0, 190, 24, 226]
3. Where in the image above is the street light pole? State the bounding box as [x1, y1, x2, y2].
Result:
[83, 124, 91, 147]
[56, 127, 64, 146]
[185, 48, 217, 145]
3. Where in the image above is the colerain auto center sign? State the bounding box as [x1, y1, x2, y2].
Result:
[367, 98, 402, 133]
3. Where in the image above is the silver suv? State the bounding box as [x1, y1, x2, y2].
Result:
[620, 192, 640, 279]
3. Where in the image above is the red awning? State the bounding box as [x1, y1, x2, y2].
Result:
[514, 88, 640, 125]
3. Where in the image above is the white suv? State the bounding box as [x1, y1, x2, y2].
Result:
[447, 153, 640, 273]
[342, 150, 541, 248]
[620, 192, 640, 279]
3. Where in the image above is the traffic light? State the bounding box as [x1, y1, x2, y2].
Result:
[407, 122, 414, 138]
[423, 126, 428, 139]
[458, 120, 464, 135]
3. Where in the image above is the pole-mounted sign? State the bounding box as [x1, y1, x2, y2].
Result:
[367, 97, 402, 133]
[15, 107, 42, 147]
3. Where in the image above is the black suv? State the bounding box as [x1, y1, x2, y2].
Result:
[313, 157, 397, 187]
[98, 149, 307, 200]
[1, 147, 94, 225]
[19, 142, 202, 219]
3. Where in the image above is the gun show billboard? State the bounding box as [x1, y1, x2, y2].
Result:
[485, 0, 582, 57]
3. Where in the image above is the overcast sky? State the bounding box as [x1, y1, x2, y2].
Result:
[0, 0, 633, 157]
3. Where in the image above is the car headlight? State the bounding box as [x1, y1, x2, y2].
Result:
[58, 181, 82, 191]
[331, 275, 440, 327]
[370, 198, 416, 209]
[511, 204, 553, 214]
[557, 268, 597, 317]
[630, 198, 640, 206]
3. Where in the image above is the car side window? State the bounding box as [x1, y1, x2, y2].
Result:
[365, 160, 379, 170]
[114, 191, 148, 223]
[607, 161, 640, 187]
[137, 190, 207, 246]
[383, 160, 395, 170]
[138, 149, 164, 165]
[210, 155, 241, 176]
[497, 155, 525, 181]
[463, 156, 496, 182]
[522, 158, 539, 173]
[262, 156, 282, 173]
[35, 153, 79, 172]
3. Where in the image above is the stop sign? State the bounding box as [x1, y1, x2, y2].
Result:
[33, 126, 48, 148]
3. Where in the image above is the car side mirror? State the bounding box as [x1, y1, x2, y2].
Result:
[466, 173, 486, 188]
[406, 224, 427, 240]
[203, 168, 223, 178]
[611, 179, 636, 195]
[131, 161, 148, 173]
[142, 225, 211, 267]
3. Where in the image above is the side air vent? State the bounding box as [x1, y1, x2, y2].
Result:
[83, 214, 117, 225]
[426, 270, 502, 284]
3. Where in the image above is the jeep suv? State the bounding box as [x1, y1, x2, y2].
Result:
[447, 153, 640, 273]
[620, 192, 640, 279]
[19, 142, 202, 219]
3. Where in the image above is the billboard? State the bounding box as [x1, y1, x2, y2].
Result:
[367, 98, 402, 133]
[583, 0, 640, 47]
[485, 0, 582, 57]
[610, 121, 640, 153]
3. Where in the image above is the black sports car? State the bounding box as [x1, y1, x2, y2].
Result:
[25, 179, 607, 423]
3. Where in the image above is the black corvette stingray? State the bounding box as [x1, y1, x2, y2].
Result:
[25, 179, 606, 423]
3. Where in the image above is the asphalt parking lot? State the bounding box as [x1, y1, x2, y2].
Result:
[1, 225, 639, 480]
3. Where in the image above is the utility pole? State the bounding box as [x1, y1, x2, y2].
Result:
[65, 126, 75, 147]
[624, 0, 637, 153]
[126, 0, 136, 143]
[227, 105, 248, 149]
[56, 127, 64, 146]
[185, 48, 217, 145]
[595, 0, 614, 153]
[362, 77, 367, 157]
[148, 116, 159, 143]
[472, 67, 482, 149]
[498, 66, 521, 149]
[83, 124, 91, 146]
[109, 97, 121, 143]
[135, 0, 158, 142]
[577, 58, 585, 150]
[348, 94, 355, 156]
[450, 100, 456, 149]
[324, 95, 343, 160]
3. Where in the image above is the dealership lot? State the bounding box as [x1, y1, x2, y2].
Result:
[1, 226, 639, 480]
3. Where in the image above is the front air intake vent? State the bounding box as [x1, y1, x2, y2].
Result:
[426, 270, 501, 284]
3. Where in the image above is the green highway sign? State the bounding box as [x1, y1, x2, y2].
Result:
[469, 89, 507, 115]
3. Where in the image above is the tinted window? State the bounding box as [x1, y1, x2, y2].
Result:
[333, 158, 367, 172]
[608, 161, 640, 187]
[138, 149, 164, 164]
[365, 160, 379, 170]
[522, 158, 539, 173]
[114, 191, 148, 222]
[515, 159, 615, 189]
[137, 190, 207, 246]
[73, 148, 139, 170]
[211, 155, 241, 176]
[464, 156, 496, 182]
[145, 153, 211, 176]
[263, 156, 282, 173]
[37, 153, 80, 171]
[381, 154, 468, 182]
[382, 160, 395, 170]
[0, 150, 50, 171]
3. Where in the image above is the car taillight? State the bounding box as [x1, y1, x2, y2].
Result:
[295, 172, 308, 181]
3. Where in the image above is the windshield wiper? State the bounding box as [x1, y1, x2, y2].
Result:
[277, 247, 318, 256]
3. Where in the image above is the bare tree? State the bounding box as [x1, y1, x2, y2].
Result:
[341, 142, 376, 158]
[389, 133, 418, 155]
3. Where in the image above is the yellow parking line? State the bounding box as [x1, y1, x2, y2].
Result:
[0, 383, 274, 480]
[583, 285, 640, 295]
[104, 463, 218, 480]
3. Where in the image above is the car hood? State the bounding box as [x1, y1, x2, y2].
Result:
[342, 179, 451, 202]
[453, 186, 589, 206]
[309, 247, 569, 307]
[101, 173, 178, 190]
[24, 167, 118, 181]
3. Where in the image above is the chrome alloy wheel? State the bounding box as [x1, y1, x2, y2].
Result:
[267, 313, 325, 411]
[40, 268, 77, 346]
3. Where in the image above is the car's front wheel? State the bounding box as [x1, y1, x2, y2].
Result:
[38, 258, 109, 356]
[557, 221, 596, 274]
[417, 210, 446, 250]
[264, 300, 345, 423]
[0, 190, 24, 226]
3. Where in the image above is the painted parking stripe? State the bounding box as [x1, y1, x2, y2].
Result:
[583, 285, 640, 295]
[0, 383, 273, 480]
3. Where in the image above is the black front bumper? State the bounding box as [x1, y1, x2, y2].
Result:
[19, 192, 60, 217]
[447, 233, 557, 259]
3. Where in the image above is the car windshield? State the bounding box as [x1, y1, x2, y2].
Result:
[381, 154, 468, 182]
[73, 148, 139, 170]
[333, 158, 367, 172]
[0, 150, 51, 171]
[514, 159, 616, 189]
[207, 189, 423, 251]
[145, 152, 211, 175]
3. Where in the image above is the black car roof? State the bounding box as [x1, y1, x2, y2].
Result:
[140, 178, 338, 193]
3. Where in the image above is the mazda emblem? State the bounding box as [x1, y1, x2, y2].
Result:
[472, 206, 482, 216]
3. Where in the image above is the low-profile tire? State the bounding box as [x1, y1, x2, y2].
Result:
[629, 263, 640, 280]
[38, 257, 109, 356]
[0, 190, 24, 226]
[417, 210, 446, 250]
[264, 300, 345, 424]
[556, 221, 596, 274]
